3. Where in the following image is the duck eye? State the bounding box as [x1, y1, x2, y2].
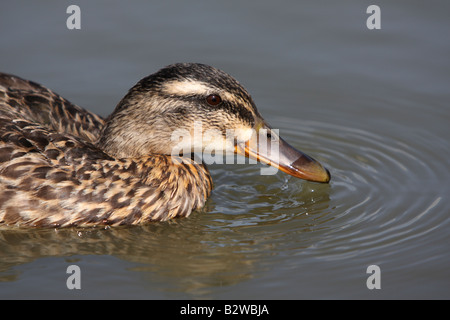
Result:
[206, 94, 222, 106]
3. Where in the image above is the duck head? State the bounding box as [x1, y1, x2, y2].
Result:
[99, 63, 330, 183]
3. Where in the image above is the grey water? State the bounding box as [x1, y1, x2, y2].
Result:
[0, 1, 449, 299]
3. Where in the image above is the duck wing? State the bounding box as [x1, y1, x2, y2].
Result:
[0, 73, 116, 227]
[0, 72, 105, 143]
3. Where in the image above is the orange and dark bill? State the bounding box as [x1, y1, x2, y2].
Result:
[235, 124, 330, 183]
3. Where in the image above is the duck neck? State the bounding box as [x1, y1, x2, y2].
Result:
[134, 154, 213, 220]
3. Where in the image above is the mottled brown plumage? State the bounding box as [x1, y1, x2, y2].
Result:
[0, 63, 329, 228]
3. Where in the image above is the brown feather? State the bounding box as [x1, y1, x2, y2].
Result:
[0, 70, 214, 228]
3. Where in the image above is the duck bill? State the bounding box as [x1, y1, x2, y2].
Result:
[235, 126, 330, 183]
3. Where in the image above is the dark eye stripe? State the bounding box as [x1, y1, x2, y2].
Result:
[219, 101, 254, 126]
[159, 92, 255, 126]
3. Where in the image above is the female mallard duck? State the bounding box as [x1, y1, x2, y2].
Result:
[0, 63, 330, 228]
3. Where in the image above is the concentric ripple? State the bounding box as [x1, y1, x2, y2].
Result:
[264, 116, 449, 260]
[203, 115, 450, 263]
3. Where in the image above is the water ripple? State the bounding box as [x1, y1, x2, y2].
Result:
[1, 116, 447, 298]
[206, 116, 450, 263]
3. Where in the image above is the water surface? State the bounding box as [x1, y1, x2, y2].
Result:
[0, 0, 449, 299]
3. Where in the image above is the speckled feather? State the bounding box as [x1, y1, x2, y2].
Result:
[0, 72, 212, 227]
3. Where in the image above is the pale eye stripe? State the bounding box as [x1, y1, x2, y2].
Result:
[161, 79, 245, 105]
[162, 79, 210, 96]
